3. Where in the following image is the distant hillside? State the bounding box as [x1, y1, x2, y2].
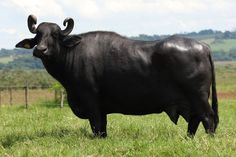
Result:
[0, 49, 44, 69]
[130, 29, 236, 41]
[1, 29, 236, 69]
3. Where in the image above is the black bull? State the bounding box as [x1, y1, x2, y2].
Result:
[16, 15, 219, 137]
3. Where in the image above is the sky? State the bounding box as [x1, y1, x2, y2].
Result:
[0, 0, 236, 49]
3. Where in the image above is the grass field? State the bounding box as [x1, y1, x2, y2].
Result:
[0, 56, 14, 64]
[211, 39, 236, 52]
[201, 38, 236, 52]
[215, 61, 236, 93]
[0, 62, 236, 156]
[0, 99, 235, 156]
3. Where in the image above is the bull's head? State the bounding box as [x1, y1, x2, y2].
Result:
[16, 15, 81, 59]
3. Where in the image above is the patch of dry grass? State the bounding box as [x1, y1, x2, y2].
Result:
[0, 89, 54, 106]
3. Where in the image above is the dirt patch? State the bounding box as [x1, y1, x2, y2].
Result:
[218, 91, 236, 99]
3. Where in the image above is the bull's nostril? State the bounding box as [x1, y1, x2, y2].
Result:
[36, 46, 47, 53]
[42, 48, 47, 51]
[43, 48, 48, 54]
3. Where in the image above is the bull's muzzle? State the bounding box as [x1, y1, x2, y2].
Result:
[33, 45, 48, 58]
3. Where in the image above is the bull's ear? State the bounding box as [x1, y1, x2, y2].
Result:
[61, 35, 81, 48]
[15, 38, 36, 49]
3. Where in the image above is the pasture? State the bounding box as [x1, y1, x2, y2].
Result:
[0, 56, 14, 64]
[0, 62, 236, 156]
[201, 38, 236, 53]
[0, 88, 54, 106]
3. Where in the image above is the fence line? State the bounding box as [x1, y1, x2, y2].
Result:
[0, 85, 65, 108]
[0, 86, 51, 90]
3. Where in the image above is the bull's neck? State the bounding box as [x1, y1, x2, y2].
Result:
[42, 47, 78, 88]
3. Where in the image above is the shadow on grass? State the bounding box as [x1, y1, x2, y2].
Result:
[0, 126, 93, 148]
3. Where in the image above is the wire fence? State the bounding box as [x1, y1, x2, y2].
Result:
[0, 85, 66, 108]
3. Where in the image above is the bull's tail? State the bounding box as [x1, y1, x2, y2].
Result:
[208, 49, 219, 131]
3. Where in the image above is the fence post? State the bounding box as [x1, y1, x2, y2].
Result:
[9, 87, 13, 106]
[54, 90, 57, 103]
[0, 90, 2, 106]
[60, 89, 64, 108]
[25, 83, 29, 109]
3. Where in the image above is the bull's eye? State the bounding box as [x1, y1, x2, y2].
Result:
[52, 33, 59, 38]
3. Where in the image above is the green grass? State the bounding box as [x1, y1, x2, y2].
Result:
[0, 62, 235, 157]
[0, 99, 235, 157]
[215, 61, 236, 92]
[201, 38, 215, 45]
[211, 39, 236, 52]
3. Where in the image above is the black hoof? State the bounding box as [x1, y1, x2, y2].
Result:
[93, 132, 107, 138]
[187, 132, 195, 139]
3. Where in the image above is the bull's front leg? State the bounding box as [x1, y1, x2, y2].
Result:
[81, 91, 107, 138]
[89, 113, 107, 138]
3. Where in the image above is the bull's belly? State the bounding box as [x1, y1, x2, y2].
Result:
[100, 87, 188, 115]
[97, 70, 193, 116]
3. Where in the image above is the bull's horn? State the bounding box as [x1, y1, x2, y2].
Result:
[61, 18, 74, 36]
[28, 14, 37, 34]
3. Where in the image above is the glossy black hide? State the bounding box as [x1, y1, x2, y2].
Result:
[16, 15, 219, 138]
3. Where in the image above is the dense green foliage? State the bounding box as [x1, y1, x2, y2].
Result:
[0, 69, 55, 87]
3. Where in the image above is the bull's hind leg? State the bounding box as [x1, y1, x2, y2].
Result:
[187, 116, 201, 137]
[187, 93, 215, 137]
[201, 112, 215, 135]
[200, 101, 215, 135]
